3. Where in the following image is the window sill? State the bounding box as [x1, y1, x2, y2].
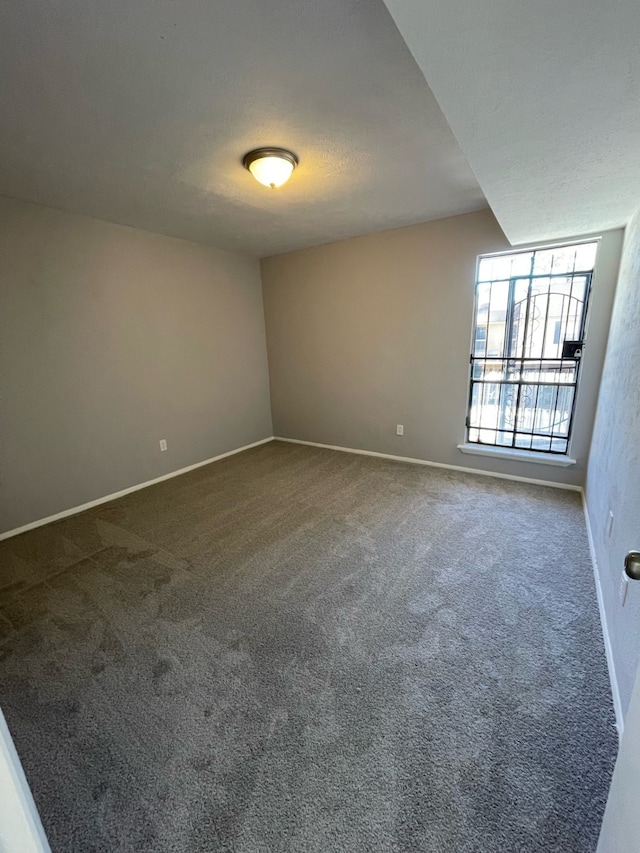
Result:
[457, 443, 577, 467]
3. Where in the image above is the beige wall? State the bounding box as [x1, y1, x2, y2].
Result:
[0, 197, 273, 533]
[586, 209, 640, 717]
[261, 209, 622, 487]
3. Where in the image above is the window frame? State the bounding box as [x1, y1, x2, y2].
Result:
[464, 238, 600, 458]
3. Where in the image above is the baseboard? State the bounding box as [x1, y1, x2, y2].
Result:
[582, 490, 624, 737]
[0, 437, 275, 541]
[274, 436, 581, 491]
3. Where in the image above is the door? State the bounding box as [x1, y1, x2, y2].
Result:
[597, 660, 640, 851]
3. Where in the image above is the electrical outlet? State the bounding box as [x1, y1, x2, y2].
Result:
[619, 571, 629, 607]
[606, 510, 614, 539]
[159, 439, 168, 452]
[396, 424, 404, 436]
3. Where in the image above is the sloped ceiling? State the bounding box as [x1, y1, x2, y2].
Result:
[383, 0, 640, 245]
[0, 0, 485, 257]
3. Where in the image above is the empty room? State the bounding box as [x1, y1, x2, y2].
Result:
[1, 1, 639, 852]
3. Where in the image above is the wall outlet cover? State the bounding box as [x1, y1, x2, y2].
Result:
[159, 439, 168, 452]
[396, 424, 404, 436]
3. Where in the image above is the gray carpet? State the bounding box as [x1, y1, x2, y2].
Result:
[0, 441, 616, 852]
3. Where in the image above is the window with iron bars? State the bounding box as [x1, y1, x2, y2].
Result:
[467, 240, 599, 454]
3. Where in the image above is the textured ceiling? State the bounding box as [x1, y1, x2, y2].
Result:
[383, 0, 640, 245]
[0, 0, 485, 257]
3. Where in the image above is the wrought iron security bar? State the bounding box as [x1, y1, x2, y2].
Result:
[467, 241, 598, 454]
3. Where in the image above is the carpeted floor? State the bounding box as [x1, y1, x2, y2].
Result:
[0, 441, 616, 852]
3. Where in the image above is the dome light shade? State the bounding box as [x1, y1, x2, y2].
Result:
[243, 148, 299, 188]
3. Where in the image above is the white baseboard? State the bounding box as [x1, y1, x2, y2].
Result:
[0, 437, 274, 541]
[582, 490, 624, 737]
[274, 436, 581, 491]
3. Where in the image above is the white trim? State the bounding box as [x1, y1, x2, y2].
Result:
[582, 490, 624, 737]
[457, 443, 576, 467]
[480, 235, 602, 261]
[0, 437, 274, 541]
[0, 709, 51, 852]
[274, 437, 581, 491]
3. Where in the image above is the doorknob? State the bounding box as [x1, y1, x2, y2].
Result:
[624, 551, 640, 581]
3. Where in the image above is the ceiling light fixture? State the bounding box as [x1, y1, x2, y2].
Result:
[243, 147, 299, 188]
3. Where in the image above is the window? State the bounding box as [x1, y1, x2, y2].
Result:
[467, 240, 599, 454]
